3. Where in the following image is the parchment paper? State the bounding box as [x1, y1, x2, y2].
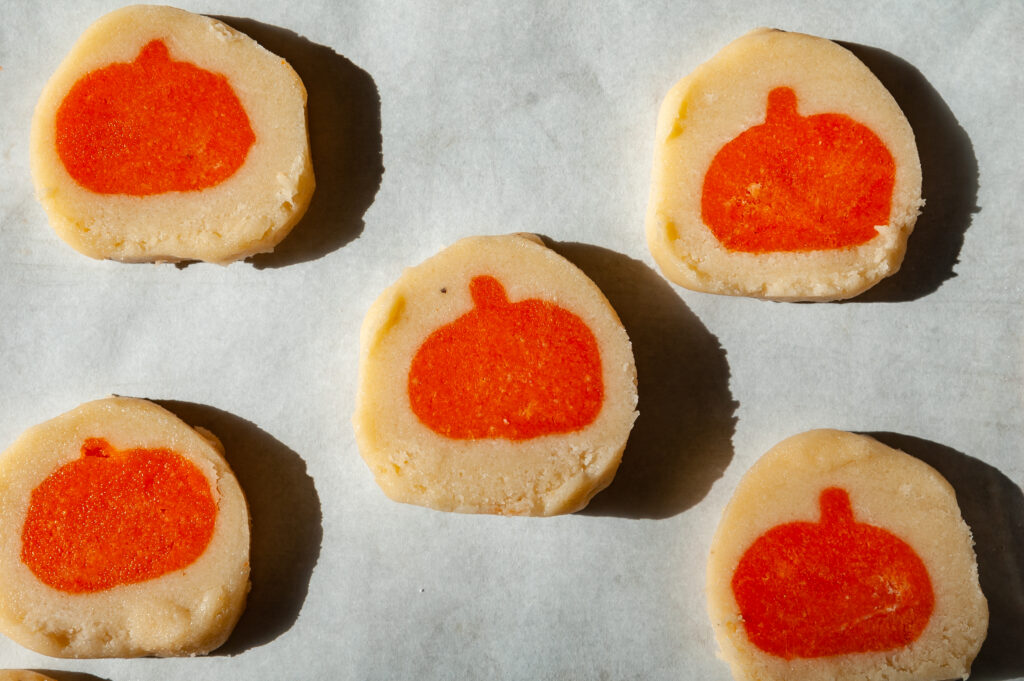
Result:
[0, 1, 1021, 680]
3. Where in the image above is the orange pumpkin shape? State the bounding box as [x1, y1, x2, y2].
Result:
[408, 274, 603, 440]
[55, 39, 255, 196]
[702, 87, 895, 253]
[21, 437, 217, 594]
[731, 486, 934, 659]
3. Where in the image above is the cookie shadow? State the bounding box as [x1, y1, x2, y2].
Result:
[837, 42, 979, 303]
[31, 673, 110, 681]
[867, 433, 1024, 680]
[215, 17, 384, 268]
[157, 401, 323, 655]
[544, 240, 738, 519]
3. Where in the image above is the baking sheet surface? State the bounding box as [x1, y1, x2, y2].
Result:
[0, 1, 1022, 679]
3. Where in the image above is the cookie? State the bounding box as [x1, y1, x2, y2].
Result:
[0, 398, 250, 657]
[646, 29, 922, 300]
[707, 430, 987, 681]
[31, 5, 314, 264]
[0, 673, 59, 681]
[353, 234, 638, 515]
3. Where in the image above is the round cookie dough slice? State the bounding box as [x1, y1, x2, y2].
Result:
[0, 673, 59, 681]
[646, 29, 922, 301]
[707, 430, 987, 681]
[31, 5, 314, 264]
[354, 234, 638, 516]
[0, 397, 250, 658]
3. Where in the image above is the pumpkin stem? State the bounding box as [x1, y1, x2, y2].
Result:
[81, 437, 113, 458]
[469, 275, 508, 309]
[818, 486, 854, 525]
[765, 87, 799, 124]
[138, 39, 170, 65]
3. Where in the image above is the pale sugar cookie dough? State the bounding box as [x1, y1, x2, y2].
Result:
[0, 397, 250, 658]
[354, 234, 638, 516]
[646, 29, 922, 300]
[31, 5, 314, 264]
[707, 430, 987, 681]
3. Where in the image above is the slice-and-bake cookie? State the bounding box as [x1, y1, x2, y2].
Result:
[646, 29, 922, 300]
[354, 234, 638, 516]
[708, 430, 987, 681]
[0, 398, 250, 657]
[31, 5, 314, 264]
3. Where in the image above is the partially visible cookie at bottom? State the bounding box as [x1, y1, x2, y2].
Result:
[0, 672, 59, 681]
[707, 430, 987, 681]
[354, 234, 638, 516]
[0, 397, 250, 657]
